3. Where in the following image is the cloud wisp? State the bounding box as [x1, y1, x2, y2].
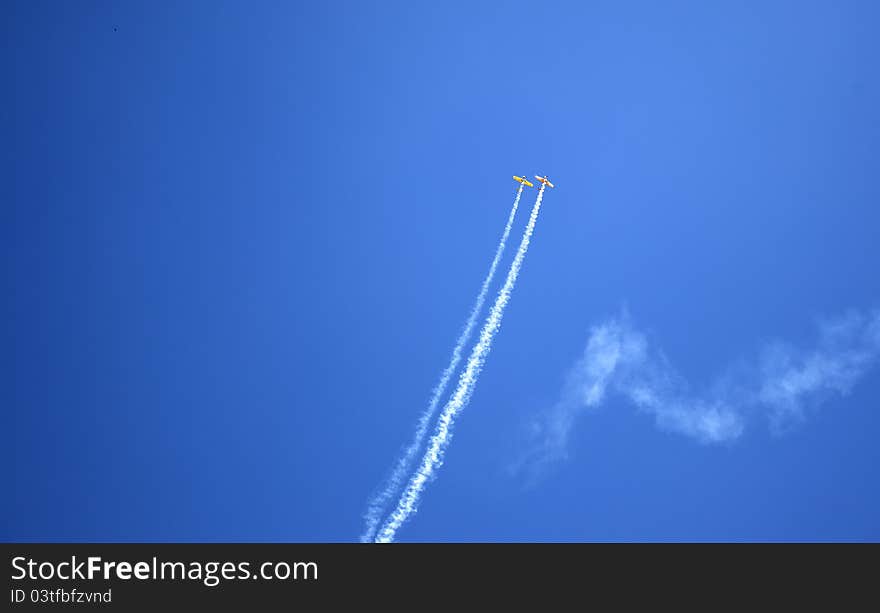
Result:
[519, 309, 880, 475]
[360, 185, 525, 542]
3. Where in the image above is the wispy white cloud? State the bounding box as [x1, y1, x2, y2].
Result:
[758, 310, 880, 430]
[518, 309, 880, 476]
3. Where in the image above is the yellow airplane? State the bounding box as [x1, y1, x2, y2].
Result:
[534, 175, 555, 188]
[513, 175, 534, 187]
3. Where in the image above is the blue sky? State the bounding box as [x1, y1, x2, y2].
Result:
[5, 1, 880, 541]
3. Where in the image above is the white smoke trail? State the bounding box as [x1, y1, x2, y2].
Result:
[359, 185, 525, 542]
[375, 185, 547, 542]
[516, 308, 880, 480]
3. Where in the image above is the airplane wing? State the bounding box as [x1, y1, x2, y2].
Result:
[522, 178, 534, 187]
[534, 175, 555, 188]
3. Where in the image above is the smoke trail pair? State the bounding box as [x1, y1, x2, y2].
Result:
[375, 184, 547, 542]
[360, 185, 525, 542]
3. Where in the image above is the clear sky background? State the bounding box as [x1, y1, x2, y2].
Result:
[5, 1, 879, 541]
